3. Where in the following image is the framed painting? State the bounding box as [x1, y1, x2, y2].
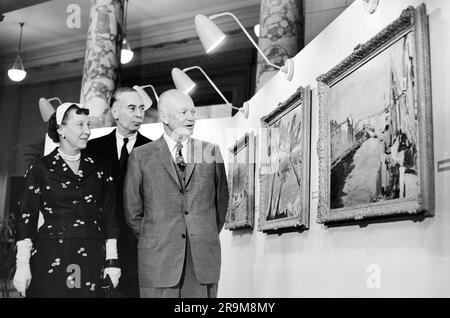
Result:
[258, 86, 311, 232]
[317, 4, 434, 224]
[225, 132, 256, 230]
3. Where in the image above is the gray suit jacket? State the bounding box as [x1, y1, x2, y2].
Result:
[124, 137, 229, 288]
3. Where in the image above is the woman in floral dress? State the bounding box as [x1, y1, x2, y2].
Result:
[13, 103, 121, 298]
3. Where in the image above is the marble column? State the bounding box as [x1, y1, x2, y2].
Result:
[256, 0, 304, 90]
[80, 0, 124, 128]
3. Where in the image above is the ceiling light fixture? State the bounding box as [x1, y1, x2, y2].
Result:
[254, 24, 260, 37]
[8, 22, 27, 82]
[194, 12, 294, 81]
[171, 66, 249, 119]
[121, 0, 133, 64]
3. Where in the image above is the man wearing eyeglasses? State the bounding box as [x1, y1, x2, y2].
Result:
[87, 87, 152, 298]
[124, 89, 229, 298]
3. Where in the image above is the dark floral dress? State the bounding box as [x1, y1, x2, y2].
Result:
[16, 148, 119, 298]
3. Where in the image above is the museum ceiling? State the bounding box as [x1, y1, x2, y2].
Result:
[0, 0, 354, 85]
[0, 0, 260, 72]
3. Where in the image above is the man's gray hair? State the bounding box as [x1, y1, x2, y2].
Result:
[109, 87, 137, 108]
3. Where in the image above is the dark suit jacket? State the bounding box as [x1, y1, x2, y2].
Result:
[124, 137, 229, 288]
[86, 129, 152, 239]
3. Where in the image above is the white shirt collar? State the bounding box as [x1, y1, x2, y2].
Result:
[163, 132, 189, 162]
[116, 129, 138, 159]
[116, 130, 138, 143]
[163, 132, 188, 152]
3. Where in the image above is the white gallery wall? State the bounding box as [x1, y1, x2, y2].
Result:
[217, 0, 450, 297]
[43, 0, 450, 297]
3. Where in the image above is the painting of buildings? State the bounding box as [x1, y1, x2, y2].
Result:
[329, 32, 419, 210]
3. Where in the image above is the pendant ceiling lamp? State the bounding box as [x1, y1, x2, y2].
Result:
[171, 66, 249, 119]
[194, 12, 294, 81]
[121, 0, 134, 64]
[254, 24, 260, 37]
[8, 22, 27, 82]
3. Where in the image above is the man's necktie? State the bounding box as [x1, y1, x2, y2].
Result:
[119, 137, 129, 169]
[176, 142, 186, 172]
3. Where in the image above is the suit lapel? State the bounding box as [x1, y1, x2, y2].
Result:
[156, 137, 182, 189]
[107, 130, 120, 170]
[134, 132, 148, 148]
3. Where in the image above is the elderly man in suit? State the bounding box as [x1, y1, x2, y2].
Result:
[124, 89, 229, 298]
[87, 87, 152, 298]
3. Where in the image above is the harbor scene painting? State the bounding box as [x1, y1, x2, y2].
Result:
[329, 32, 419, 210]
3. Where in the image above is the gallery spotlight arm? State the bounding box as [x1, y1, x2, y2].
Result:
[209, 12, 279, 70]
[139, 84, 159, 102]
[180, 66, 249, 118]
[197, 12, 294, 81]
[183, 66, 231, 106]
[46, 97, 63, 105]
[38, 97, 62, 122]
[133, 84, 159, 110]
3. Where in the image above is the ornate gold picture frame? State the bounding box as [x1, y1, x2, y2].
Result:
[317, 4, 434, 224]
[258, 86, 311, 231]
[225, 132, 256, 230]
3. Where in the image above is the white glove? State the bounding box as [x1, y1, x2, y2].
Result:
[104, 267, 121, 288]
[105, 238, 118, 260]
[13, 239, 33, 297]
[104, 239, 121, 288]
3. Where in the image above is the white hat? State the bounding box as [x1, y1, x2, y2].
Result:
[56, 103, 84, 125]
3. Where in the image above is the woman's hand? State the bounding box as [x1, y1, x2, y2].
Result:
[104, 238, 120, 288]
[13, 264, 32, 297]
[103, 267, 121, 288]
[13, 239, 33, 297]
